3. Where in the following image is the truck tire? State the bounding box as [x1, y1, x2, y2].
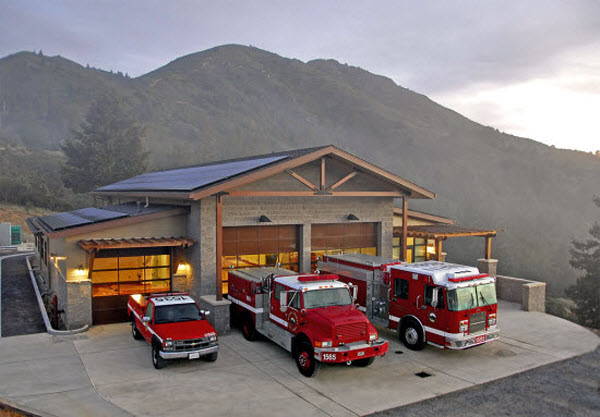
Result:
[241, 313, 257, 341]
[400, 319, 425, 351]
[152, 343, 165, 369]
[204, 352, 218, 362]
[294, 342, 320, 377]
[354, 356, 375, 367]
[131, 317, 143, 340]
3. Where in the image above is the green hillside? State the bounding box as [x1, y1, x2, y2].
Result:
[1, 45, 599, 294]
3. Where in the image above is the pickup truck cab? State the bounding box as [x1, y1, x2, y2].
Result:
[127, 292, 219, 369]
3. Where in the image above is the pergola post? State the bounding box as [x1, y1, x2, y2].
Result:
[436, 239, 443, 261]
[402, 196, 408, 262]
[485, 236, 492, 260]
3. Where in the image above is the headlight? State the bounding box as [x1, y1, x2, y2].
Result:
[488, 314, 496, 326]
[209, 335, 217, 342]
[164, 340, 173, 347]
[369, 333, 377, 342]
[459, 320, 469, 332]
[315, 341, 333, 348]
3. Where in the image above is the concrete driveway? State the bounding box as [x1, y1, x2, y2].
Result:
[0, 301, 598, 417]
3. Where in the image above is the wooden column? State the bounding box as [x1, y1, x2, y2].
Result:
[436, 239, 443, 261]
[86, 249, 96, 280]
[320, 157, 326, 190]
[216, 195, 223, 300]
[402, 196, 408, 262]
[484, 236, 492, 260]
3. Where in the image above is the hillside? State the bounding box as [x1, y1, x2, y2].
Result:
[1, 45, 599, 294]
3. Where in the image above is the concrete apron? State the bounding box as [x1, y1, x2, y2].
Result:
[0, 301, 598, 417]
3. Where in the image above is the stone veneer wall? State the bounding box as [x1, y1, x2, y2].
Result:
[496, 275, 546, 312]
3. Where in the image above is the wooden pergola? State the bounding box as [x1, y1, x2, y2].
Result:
[393, 225, 498, 261]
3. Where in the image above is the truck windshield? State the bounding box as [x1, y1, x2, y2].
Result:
[447, 283, 497, 311]
[154, 303, 203, 324]
[303, 288, 352, 309]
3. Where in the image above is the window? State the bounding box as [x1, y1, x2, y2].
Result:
[273, 283, 285, 301]
[424, 285, 445, 308]
[394, 278, 409, 299]
[288, 291, 300, 309]
[145, 303, 154, 320]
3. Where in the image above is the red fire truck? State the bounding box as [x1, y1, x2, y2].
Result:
[318, 254, 499, 350]
[228, 267, 389, 377]
[128, 293, 219, 369]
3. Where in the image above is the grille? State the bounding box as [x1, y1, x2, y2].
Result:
[173, 337, 211, 351]
[469, 312, 486, 334]
[337, 322, 367, 344]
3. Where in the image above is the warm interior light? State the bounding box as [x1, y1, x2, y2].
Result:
[176, 263, 190, 275]
[73, 265, 87, 278]
[426, 245, 436, 254]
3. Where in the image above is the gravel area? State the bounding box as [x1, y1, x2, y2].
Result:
[369, 346, 600, 417]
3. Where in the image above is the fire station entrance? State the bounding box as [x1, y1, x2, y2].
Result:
[311, 223, 378, 270]
[222, 225, 300, 295]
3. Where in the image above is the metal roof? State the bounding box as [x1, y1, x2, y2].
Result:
[94, 154, 291, 193]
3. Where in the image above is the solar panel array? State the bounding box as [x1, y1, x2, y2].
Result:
[39, 208, 128, 231]
[95, 155, 288, 192]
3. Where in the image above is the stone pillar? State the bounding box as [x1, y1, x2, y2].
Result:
[198, 295, 231, 334]
[186, 202, 202, 298]
[478, 258, 498, 277]
[199, 197, 217, 295]
[379, 219, 394, 258]
[66, 280, 92, 328]
[299, 223, 312, 272]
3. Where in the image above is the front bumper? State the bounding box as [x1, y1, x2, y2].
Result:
[314, 339, 389, 363]
[159, 344, 219, 360]
[445, 329, 500, 350]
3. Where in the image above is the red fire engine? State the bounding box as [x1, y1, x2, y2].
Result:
[228, 267, 389, 377]
[318, 254, 499, 350]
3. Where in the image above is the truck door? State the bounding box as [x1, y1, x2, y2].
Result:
[421, 284, 449, 346]
[270, 282, 288, 330]
[389, 275, 410, 327]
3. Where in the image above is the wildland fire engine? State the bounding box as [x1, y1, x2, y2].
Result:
[318, 254, 499, 350]
[228, 268, 389, 377]
[128, 293, 219, 369]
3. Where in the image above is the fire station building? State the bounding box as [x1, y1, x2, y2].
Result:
[27, 145, 451, 331]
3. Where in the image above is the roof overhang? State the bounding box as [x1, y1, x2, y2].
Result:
[78, 236, 195, 251]
[393, 208, 455, 224]
[394, 225, 498, 239]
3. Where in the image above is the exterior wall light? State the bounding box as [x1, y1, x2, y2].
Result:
[347, 214, 359, 221]
[259, 215, 272, 223]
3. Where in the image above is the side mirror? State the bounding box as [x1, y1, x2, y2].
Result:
[431, 287, 440, 308]
[351, 285, 358, 302]
[143, 316, 150, 322]
[280, 291, 288, 313]
[201, 310, 210, 316]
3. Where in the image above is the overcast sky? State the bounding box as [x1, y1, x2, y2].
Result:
[2, 1, 599, 152]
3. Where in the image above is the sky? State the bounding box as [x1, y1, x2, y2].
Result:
[2, 1, 599, 152]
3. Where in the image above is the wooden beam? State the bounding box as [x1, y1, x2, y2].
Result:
[320, 158, 326, 190]
[86, 249, 96, 280]
[436, 239, 443, 261]
[329, 191, 404, 197]
[328, 171, 357, 191]
[228, 190, 316, 197]
[286, 170, 319, 191]
[216, 194, 223, 301]
[485, 236, 492, 260]
[402, 196, 408, 262]
[227, 190, 404, 197]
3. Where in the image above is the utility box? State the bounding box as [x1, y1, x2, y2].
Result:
[0, 222, 11, 246]
[11, 225, 21, 244]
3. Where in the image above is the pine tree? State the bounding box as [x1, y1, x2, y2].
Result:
[565, 196, 600, 328]
[61, 94, 148, 193]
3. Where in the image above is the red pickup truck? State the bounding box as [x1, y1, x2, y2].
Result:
[127, 292, 219, 369]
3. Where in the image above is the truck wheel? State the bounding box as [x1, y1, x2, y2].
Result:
[400, 320, 425, 351]
[204, 352, 218, 362]
[295, 342, 320, 377]
[131, 318, 143, 340]
[152, 344, 165, 369]
[354, 357, 375, 367]
[241, 314, 257, 341]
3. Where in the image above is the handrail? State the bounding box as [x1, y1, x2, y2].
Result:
[26, 256, 88, 335]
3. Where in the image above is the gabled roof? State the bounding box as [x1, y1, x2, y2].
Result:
[92, 145, 435, 200]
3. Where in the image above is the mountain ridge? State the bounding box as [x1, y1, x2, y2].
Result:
[1, 45, 599, 294]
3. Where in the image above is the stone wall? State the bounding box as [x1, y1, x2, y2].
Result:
[66, 280, 92, 329]
[496, 275, 546, 312]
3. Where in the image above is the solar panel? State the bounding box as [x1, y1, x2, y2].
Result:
[39, 212, 92, 231]
[96, 154, 289, 192]
[71, 208, 128, 222]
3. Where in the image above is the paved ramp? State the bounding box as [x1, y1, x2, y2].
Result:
[1, 255, 45, 337]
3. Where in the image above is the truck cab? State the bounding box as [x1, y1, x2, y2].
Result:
[127, 293, 219, 369]
[228, 268, 388, 377]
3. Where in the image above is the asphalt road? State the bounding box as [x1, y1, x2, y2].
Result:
[0, 255, 45, 337]
[369, 345, 600, 417]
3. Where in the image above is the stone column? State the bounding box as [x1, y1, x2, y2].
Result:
[198, 295, 231, 334]
[299, 223, 312, 272]
[478, 258, 498, 277]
